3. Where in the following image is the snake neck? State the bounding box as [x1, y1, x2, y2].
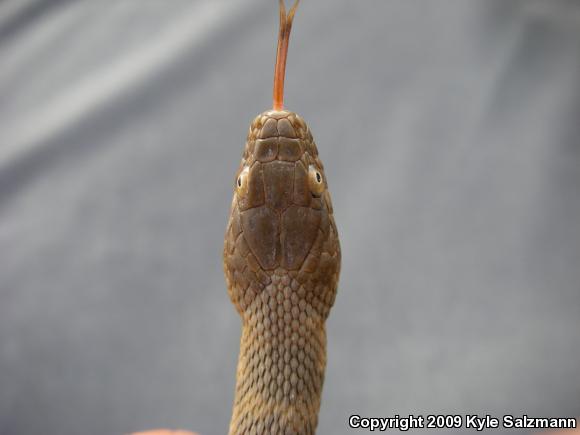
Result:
[228, 270, 328, 435]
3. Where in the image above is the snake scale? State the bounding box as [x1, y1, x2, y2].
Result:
[223, 1, 341, 434]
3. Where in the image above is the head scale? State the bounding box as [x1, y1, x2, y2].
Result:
[228, 109, 334, 273]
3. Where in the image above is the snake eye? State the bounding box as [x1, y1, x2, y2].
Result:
[236, 167, 249, 196]
[308, 165, 325, 196]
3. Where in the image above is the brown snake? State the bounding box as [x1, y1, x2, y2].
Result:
[223, 1, 341, 433]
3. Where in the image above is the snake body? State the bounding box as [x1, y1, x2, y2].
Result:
[223, 109, 340, 434]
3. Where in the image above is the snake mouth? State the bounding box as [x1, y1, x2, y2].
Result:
[242, 110, 320, 165]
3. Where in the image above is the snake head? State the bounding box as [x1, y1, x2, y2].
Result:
[224, 110, 340, 315]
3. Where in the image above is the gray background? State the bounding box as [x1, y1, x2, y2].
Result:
[1, 1, 579, 434]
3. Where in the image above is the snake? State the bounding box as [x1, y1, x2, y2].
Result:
[223, 1, 341, 434]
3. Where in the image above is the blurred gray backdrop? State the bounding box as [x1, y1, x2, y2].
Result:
[1, 1, 579, 434]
